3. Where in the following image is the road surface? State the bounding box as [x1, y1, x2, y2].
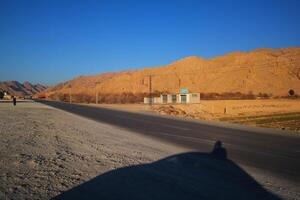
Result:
[38, 100, 300, 184]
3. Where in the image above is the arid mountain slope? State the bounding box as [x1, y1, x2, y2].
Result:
[0, 81, 47, 96]
[46, 47, 300, 98]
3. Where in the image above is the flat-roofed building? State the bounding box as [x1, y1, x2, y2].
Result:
[144, 90, 200, 104]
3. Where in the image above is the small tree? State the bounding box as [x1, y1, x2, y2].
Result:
[288, 89, 295, 96]
[0, 91, 4, 99]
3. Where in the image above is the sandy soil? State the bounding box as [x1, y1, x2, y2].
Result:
[152, 99, 300, 118]
[0, 102, 299, 199]
[0, 102, 184, 199]
[151, 99, 300, 131]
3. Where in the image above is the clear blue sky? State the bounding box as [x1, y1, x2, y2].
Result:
[1, 0, 300, 85]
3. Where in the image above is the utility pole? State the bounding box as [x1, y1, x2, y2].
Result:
[142, 75, 153, 105]
[95, 82, 100, 104]
[96, 89, 98, 104]
[149, 75, 152, 105]
[69, 87, 72, 104]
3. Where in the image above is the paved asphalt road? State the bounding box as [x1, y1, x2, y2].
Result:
[38, 100, 300, 183]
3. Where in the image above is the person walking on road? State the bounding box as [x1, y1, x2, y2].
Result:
[13, 96, 16, 106]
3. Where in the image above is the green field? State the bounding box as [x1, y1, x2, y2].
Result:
[219, 112, 300, 131]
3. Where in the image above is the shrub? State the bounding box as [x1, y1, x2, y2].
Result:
[257, 92, 270, 99]
[200, 92, 258, 100]
[0, 91, 4, 99]
[288, 89, 295, 96]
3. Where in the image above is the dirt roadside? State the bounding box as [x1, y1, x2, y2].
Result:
[0, 102, 184, 199]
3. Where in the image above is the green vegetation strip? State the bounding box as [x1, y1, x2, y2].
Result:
[253, 115, 300, 124]
[219, 112, 300, 122]
[219, 112, 300, 131]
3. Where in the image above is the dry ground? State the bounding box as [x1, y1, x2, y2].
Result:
[0, 102, 183, 199]
[152, 99, 300, 132]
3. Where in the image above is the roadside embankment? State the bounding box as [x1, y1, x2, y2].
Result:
[0, 102, 184, 199]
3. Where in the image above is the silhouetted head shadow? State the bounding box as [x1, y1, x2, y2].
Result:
[52, 141, 280, 200]
[211, 140, 227, 160]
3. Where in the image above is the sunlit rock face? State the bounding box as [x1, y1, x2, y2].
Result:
[46, 47, 300, 98]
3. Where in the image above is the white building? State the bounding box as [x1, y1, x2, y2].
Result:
[3, 91, 13, 100]
[144, 90, 200, 104]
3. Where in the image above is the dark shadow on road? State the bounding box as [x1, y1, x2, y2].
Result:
[51, 142, 280, 200]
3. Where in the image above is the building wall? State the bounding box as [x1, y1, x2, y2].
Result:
[189, 93, 200, 103]
[144, 97, 151, 104]
[144, 93, 200, 104]
[144, 97, 162, 104]
[187, 94, 191, 103]
[154, 97, 162, 104]
[167, 94, 172, 103]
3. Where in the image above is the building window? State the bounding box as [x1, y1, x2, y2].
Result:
[162, 95, 168, 103]
[172, 95, 177, 103]
[181, 95, 187, 103]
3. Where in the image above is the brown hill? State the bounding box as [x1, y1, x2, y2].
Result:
[45, 47, 300, 101]
[0, 81, 47, 96]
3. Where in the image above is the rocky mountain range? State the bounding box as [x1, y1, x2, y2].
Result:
[0, 81, 47, 96]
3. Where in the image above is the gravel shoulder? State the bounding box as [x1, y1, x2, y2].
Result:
[0, 102, 298, 199]
[0, 102, 183, 199]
